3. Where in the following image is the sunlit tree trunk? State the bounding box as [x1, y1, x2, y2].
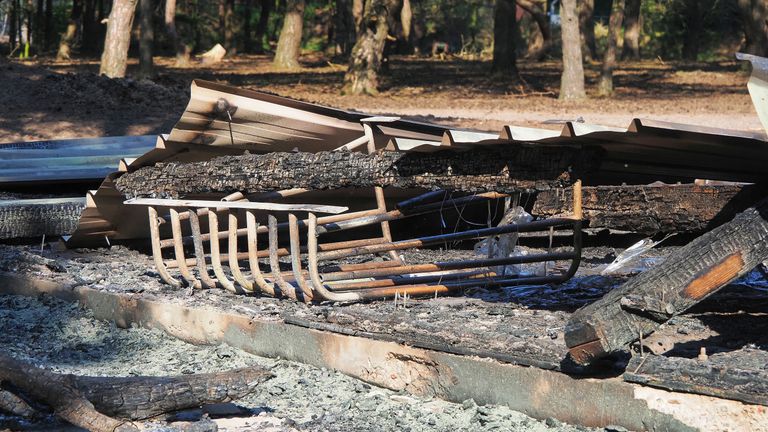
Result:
[621, 0, 641, 60]
[560, 0, 586, 100]
[492, 0, 518, 77]
[99, 0, 138, 78]
[138, 0, 154, 78]
[253, 0, 272, 53]
[737, 0, 768, 57]
[578, 0, 597, 61]
[399, 0, 411, 50]
[273, 0, 305, 69]
[342, 0, 400, 95]
[224, 0, 235, 54]
[57, 0, 82, 60]
[598, 0, 625, 96]
[681, 0, 701, 60]
[164, 0, 190, 65]
[519, 0, 550, 61]
[352, 0, 363, 37]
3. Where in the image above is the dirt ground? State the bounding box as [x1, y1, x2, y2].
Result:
[0, 54, 763, 143]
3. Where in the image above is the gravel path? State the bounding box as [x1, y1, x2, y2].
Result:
[0, 294, 601, 432]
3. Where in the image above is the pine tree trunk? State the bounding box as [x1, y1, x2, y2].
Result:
[341, 0, 400, 95]
[56, 0, 82, 60]
[559, 0, 586, 100]
[399, 0, 412, 50]
[681, 0, 701, 61]
[137, 0, 153, 79]
[578, 0, 597, 61]
[164, 0, 189, 66]
[243, 0, 254, 52]
[519, 0, 551, 61]
[44, 0, 52, 48]
[352, 0, 364, 37]
[99, 0, 138, 78]
[9, 0, 17, 52]
[621, 0, 640, 60]
[82, 0, 98, 54]
[492, 0, 519, 77]
[224, 0, 236, 54]
[273, 0, 305, 69]
[737, 0, 768, 57]
[34, 0, 43, 51]
[597, 0, 624, 96]
[253, 0, 272, 54]
[333, 0, 356, 56]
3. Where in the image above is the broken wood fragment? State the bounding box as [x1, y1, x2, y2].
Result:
[0, 353, 272, 431]
[564, 196, 768, 365]
[114, 147, 598, 199]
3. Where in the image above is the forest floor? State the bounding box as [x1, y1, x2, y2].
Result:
[0, 53, 763, 143]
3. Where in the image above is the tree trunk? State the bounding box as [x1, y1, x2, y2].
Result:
[399, 0, 412, 49]
[519, 0, 551, 61]
[352, 0, 364, 37]
[681, 0, 702, 61]
[99, 0, 138, 77]
[243, 0, 254, 52]
[0, 353, 272, 431]
[253, 0, 272, 54]
[621, 0, 640, 60]
[565, 195, 768, 365]
[9, 0, 17, 52]
[138, 0, 153, 79]
[164, 0, 190, 66]
[224, 0, 236, 54]
[559, 0, 586, 100]
[492, 0, 519, 77]
[34, 0, 43, 51]
[114, 147, 593, 199]
[56, 0, 82, 60]
[597, 0, 624, 97]
[333, 0, 356, 56]
[578, 0, 597, 61]
[738, 0, 768, 57]
[532, 183, 768, 235]
[273, 0, 305, 69]
[44, 0, 52, 48]
[341, 0, 400, 95]
[81, 0, 98, 54]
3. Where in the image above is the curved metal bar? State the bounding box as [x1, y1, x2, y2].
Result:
[207, 211, 237, 293]
[169, 208, 202, 289]
[187, 210, 217, 289]
[246, 211, 277, 296]
[288, 213, 314, 303]
[268, 214, 298, 300]
[147, 206, 182, 288]
[228, 212, 254, 293]
[306, 213, 361, 302]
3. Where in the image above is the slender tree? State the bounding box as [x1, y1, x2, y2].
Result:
[681, 0, 702, 60]
[164, 0, 189, 65]
[352, 0, 363, 37]
[519, 0, 551, 61]
[273, 0, 305, 69]
[253, 0, 272, 53]
[34, 0, 43, 50]
[492, 0, 519, 77]
[342, 0, 400, 95]
[224, 0, 236, 53]
[57, 0, 82, 60]
[44, 0, 52, 48]
[598, 0, 625, 96]
[737, 0, 768, 57]
[9, 0, 18, 52]
[334, 0, 356, 56]
[99, 0, 139, 77]
[138, 0, 154, 78]
[559, 0, 586, 100]
[621, 0, 641, 60]
[578, 0, 597, 61]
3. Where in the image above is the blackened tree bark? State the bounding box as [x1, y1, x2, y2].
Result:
[57, 0, 82, 60]
[138, 0, 153, 78]
[99, 0, 138, 77]
[273, 0, 305, 69]
[334, 0, 356, 56]
[492, 0, 519, 77]
[164, 0, 190, 65]
[597, 0, 624, 96]
[519, 0, 551, 61]
[560, 0, 586, 100]
[737, 0, 768, 57]
[253, 0, 272, 53]
[621, 0, 641, 60]
[681, 0, 702, 60]
[341, 0, 400, 95]
[578, 0, 597, 60]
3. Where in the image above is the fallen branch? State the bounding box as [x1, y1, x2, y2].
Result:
[115, 146, 599, 199]
[0, 353, 272, 431]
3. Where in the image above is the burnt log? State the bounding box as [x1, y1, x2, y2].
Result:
[0, 353, 272, 431]
[565, 196, 768, 365]
[115, 147, 597, 198]
[0, 198, 85, 240]
[533, 183, 767, 235]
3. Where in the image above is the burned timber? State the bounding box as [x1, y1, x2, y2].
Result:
[2, 55, 768, 431]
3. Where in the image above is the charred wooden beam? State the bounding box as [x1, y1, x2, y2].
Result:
[114, 146, 599, 198]
[0, 198, 86, 239]
[565, 196, 768, 365]
[532, 183, 768, 235]
[0, 353, 272, 431]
